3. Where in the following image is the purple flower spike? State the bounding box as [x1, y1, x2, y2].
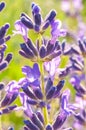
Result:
[22, 63, 40, 86]
[0, 2, 5, 12]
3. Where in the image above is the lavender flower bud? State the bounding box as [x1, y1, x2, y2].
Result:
[22, 85, 36, 99]
[34, 13, 41, 26]
[46, 86, 55, 100]
[24, 126, 30, 130]
[45, 78, 53, 94]
[39, 45, 46, 58]
[32, 3, 40, 14]
[1, 94, 10, 107]
[21, 16, 33, 29]
[24, 120, 39, 130]
[0, 23, 10, 39]
[54, 80, 65, 97]
[31, 113, 44, 130]
[46, 124, 53, 130]
[7, 92, 18, 105]
[26, 39, 38, 56]
[5, 53, 13, 63]
[36, 111, 44, 124]
[0, 82, 4, 90]
[34, 88, 43, 99]
[0, 61, 7, 71]
[0, 2, 5, 11]
[78, 40, 85, 53]
[20, 43, 35, 59]
[53, 111, 67, 130]
[45, 10, 56, 23]
[46, 41, 55, 55]
[42, 20, 50, 30]
[27, 99, 37, 105]
[34, 24, 40, 32]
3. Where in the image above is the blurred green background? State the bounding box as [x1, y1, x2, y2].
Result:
[1, 0, 86, 129]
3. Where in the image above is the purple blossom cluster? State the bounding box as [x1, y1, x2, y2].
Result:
[1, 1, 86, 130]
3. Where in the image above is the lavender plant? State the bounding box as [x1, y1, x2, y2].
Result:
[1, 1, 86, 130]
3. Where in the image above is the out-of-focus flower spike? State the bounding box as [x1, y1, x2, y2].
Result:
[0, 2, 5, 12]
[27, 99, 37, 105]
[46, 86, 55, 100]
[26, 39, 38, 56]
[31, 113, 44, 130]
[5, 53, 13, 63]
[45, 77, 53, 94]
[54, 80, 65, 97]
[53, 111, 67, 130]
[20, 43, 35, 58]
[36, 111, 44, 124]
[21, 16, 33, 29]
[39, 45, 46, 58]
[8, 127, 14, 130]
[46, 124, 53, 130]
[34, 88, 43, 99]
[1, 94, 10, 107]
[42, 20, 50, 31]
[0, 82, 4, 90]
[24, 120, 39, 130]
[0, 61, 8, 71]
[45, 10, 56, 23]
[22, 84, 36, 99]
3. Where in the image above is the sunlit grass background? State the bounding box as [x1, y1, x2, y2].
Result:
[1, 0, 86, 129]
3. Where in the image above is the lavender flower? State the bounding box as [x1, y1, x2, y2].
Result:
[0, 2, 5, 12]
